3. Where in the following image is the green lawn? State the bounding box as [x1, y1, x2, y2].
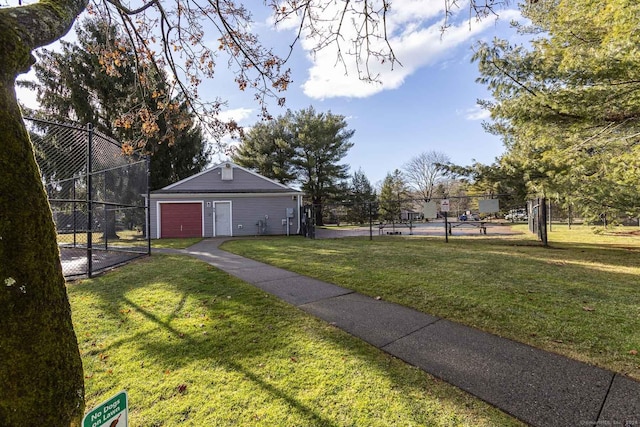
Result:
[151, 237, 203, 249]
[57, 232, 202, 250]
[221, 224, 640, 379]
[69, 255, 520, 426]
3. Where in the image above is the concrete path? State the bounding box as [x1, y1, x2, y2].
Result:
[163, 238, 640, 427]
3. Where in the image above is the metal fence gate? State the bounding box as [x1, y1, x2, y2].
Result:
[26, 117, 150, 278]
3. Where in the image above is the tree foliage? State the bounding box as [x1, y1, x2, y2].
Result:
[474, 0, 640, 221]
[28, 15, 211, 190]
[445, 158, 528, 212]
[346, 168, 377, 224]
[378, 169, 409, 222]
[233, 106, 354, 225]
[293, 107, 354, 219]
[403, 150, 450, 201]
[232, 114, 297, 185]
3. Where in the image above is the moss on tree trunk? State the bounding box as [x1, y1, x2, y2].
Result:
[0, 35, 84, 427]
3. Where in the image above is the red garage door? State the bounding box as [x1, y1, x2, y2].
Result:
[160, 203, 202, 238]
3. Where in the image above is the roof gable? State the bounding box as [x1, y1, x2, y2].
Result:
[154, 162, 300, 194]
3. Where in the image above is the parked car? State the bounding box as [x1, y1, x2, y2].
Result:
[459, 213, 480, 221]
[505, 209, 528, 221]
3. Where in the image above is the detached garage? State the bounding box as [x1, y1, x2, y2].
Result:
[150, 162, 302, 239]
[158, 202, 203, 238]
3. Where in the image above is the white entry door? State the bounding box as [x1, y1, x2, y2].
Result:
[214, 202, 232, 236]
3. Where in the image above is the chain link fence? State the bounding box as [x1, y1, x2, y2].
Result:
[301, 195, 521, 240]
[26, 117, 150, 278]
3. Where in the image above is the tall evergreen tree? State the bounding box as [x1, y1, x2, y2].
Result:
[29, 16, 210, 191]
[233, 106, 355, 225]
[347, 168, 377, 224]
[293, 107, 354, 225]
[378, 169, 409, 223]
[473, 0, 640, 222]
[232, 114, 297, 185]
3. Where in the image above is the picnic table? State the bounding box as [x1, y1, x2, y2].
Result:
[448, 221, 487, 235]
[377, 221, 414, 235]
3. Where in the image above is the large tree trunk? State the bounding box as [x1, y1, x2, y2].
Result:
[0, 10, 85, 426]
[313, 198, 324, 226]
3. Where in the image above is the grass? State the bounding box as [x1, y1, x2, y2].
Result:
[151, 237, 203, 249]
[57, 231, 202, 250]
[58, 230, 147, 246]
[69, 255, 521, 426]
[221, 224, 640, 379]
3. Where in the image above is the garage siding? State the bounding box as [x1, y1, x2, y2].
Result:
[230, 196, 297, 236]
[151, 196, 299, 238]
[159, 203, 203, 238]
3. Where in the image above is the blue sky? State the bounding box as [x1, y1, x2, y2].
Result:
[17, 1, 524, 187]
[213, 2, 524, 186]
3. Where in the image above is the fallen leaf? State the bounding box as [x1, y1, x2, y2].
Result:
[629, 350, 638, 356]
[177, 384, 187, 394]
[582, 306, 595, 312]
[290, 357, 298, 363]
[375, 296, 382, 300]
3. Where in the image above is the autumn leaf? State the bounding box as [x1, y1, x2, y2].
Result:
[177, 384, 187, 394]
[582, 306, 595, 312]
[629, 350, 638, 356]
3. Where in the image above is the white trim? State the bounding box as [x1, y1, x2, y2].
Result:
[150, 192, 301, 200]
[156, 200, 205, 239]
[296, 194, 302, 235]
[160, 161, 297, 192]
[213, 201, 233, 237]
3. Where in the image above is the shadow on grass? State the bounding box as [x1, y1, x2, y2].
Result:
[219, 236, 640, 377]
[121, 295, 340, 427]
[70, 255, 488, 426]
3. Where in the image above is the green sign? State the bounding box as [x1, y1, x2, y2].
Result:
[82, 390, 128, 427]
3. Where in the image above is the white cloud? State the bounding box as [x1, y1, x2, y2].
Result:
[291, 2, 521, 99]
[461, 105, 490, 121]
[217, 107, 253, 124]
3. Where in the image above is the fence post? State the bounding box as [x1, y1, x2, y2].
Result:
[72, 182, 77, 248]
[146, 155, 151, 255]
[86, 123, 93, 277]
[369, 202, 373, 241]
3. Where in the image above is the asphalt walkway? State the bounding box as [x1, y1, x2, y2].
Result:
[163, 238, 640, 427]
